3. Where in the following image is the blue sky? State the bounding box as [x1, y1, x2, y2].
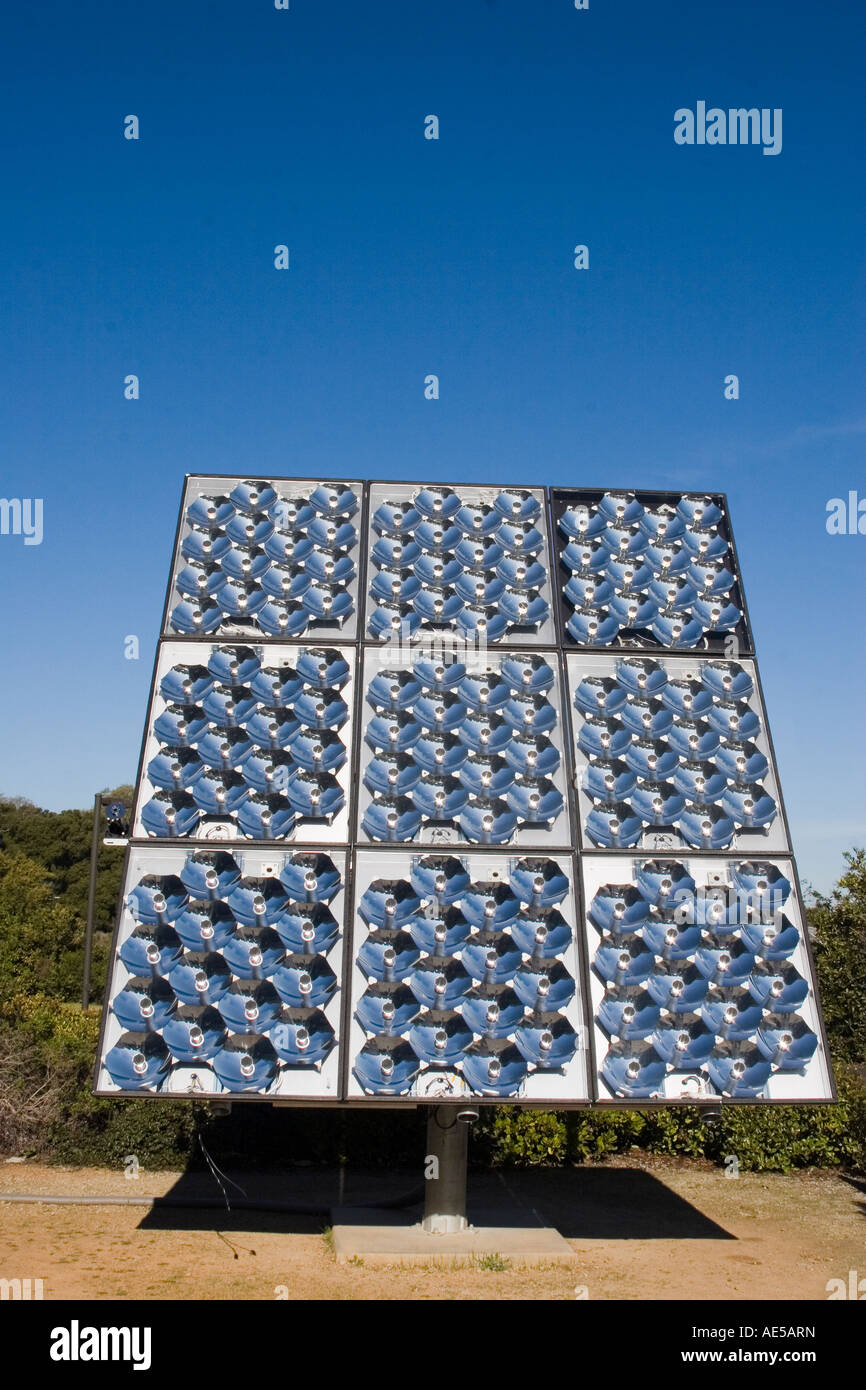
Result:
[0, 0, 863, 895]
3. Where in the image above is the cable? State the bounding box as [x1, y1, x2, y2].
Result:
[0, 1186, 425, 1213]
[196, 1127, 247, 1213]
[0, 1194, 326, 1212]
[432, 1109, 460, 1131]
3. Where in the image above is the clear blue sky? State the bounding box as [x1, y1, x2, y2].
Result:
[1, 1, 863, 896]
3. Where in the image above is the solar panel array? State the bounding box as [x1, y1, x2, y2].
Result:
[95, 477, 833, 1106]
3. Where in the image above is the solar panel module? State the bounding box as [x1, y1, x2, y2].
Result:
[581, 854, 832, 1103]
[134, 640, 354, 845]
[565, 652, 789, 854]
[96, 843, 347, 1099]
[94, 476, 833, 1106]
[166, 477, 363, 641]
[550, 489, 753, 655]
[348, 850, 591, 1102]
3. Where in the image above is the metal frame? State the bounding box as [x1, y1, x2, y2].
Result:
[345, 846, 592, 1105]
[92, 474, 835, 1109]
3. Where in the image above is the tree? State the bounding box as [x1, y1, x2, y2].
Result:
[809, 849, 866, 1063]
[0, 786, 132, 938]
[0, 851, 82, 1003]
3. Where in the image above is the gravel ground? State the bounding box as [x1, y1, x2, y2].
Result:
[1, 1154, 863, 1300]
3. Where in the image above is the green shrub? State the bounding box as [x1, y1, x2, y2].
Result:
[565, 1108, 646, 1160]
[0, 854, 82, 1003]
[0, 993, 196, 1168]
[51, 1095, 199, 1169]
[811, 850, 866, 1062]
[705, 1068, 865, 1172]
[471, 1067, 866, 1174]
[2, 986, 863, 1173]
[473, 1107, 567, 1166]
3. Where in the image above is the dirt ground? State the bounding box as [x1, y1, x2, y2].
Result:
[1, 1155, 863, 1300]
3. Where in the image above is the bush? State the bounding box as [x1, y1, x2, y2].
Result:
[566, 1108, 647, 1161]
[470, 1069, 866, 1174]
[473, 1108, 567, 1166]
[2, 982, 864, 1173]
[0, 792, 131, 945]
[706, 1067, 866, 1173]
[811, 849, 866, 1062]
[0, 993, 196, 1169]
[0, 854, 82, 1003]
[51, 1095, 199, 1170]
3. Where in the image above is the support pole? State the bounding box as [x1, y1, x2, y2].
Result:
[81, 794, 102, 1011]
[422, 1106, 474, 1235]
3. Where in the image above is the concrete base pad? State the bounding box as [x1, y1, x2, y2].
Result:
[331, 1205, 577, 1267]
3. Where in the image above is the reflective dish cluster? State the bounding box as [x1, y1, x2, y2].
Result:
[95, 475, 833, 1106]
[138, 644, 351, 841]
[569, 655, 780, 850]
[554, 490, 745, 650]
[351, 855, 582, 1097]
[102, 849, 344, 1095]
[587, 858, 819, 1098]
[366, 485, 553, 644]
[359, 652, 568, 844]
[168, 478, 361, 638]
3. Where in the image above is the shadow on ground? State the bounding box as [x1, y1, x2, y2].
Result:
[139, 1165, 732, 1241]
[841, 1174, 866, 1220]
